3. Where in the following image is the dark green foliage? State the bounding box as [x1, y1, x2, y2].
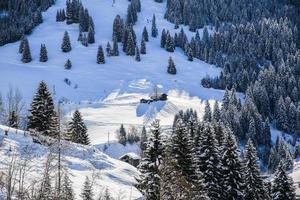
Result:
[39, 44, 48, 62]
[167, 57, 176, 75]
[80, 177, 94, 200]
[271, 161, 296, 200]
[87, 27, 95, 44]
[135, 46, 141, 61]
[0, 0, 54, 46]
[65, 59, 72, 69]
[117, 124, 127, 145]
[140, 39, 146, 54]
[67, 110, 90, 145]
[61, 31, 72, 52]
[97, 45, 105, 64]
[27, 81, 55, 136]
[142, 26, 149, 42]
[112, 15, 124, 42]
[151, 14, 158, 38]
[21, 38, 32, 63]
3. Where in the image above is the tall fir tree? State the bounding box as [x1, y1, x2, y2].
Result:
[27, 81, 55, 136]
[97, 45, 105, 64]
[151, 14, 158, 38]
[167, 57, 177, 75]
[61, 31, 72, 52]
[142, 26, 149, 42]
[67, 110, 90, 145]
[80, 177, 94, 200]
[60, 173, 75, 200]
[22, 38, 32, 63]
[271, 161, 296, 200]
[244, 139, 268, 200]
[39, 44, 48, 62]
[137, 119, 163, 200]
[135, 46, 141, 62]
[141, 39, 146, 54]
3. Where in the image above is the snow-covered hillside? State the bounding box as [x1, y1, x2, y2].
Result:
[0, 125, 141, 199]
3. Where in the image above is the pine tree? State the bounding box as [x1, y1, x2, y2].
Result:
[151, 14, 158, 38]
[112, 15, 123, 42]
[39, 44, 48, 62]
[78, 31, 83, 41]
[97, 45, 105, 64]
[213, 102, 221, 122]
[135, 46, 141, 62]
[140, 39, 146, 54]
[244, 139, 268, 200]
[167, 57, 177, 75]
[271, 161, 296, 200]
[126, 32, 136, 56]
[64, 59, 72, 69]
[48, 111, 60, 138]
[106, 42, 111, 56]
[160, 29, 167, 48]
[61, 31, 72, 52]
[203, 100, 212, 122]
[112, 37, 119, 56]
[19, 35, 26, 54]
[22, 38, 32, 63]
[221, 131, 245, 199]
[165, 33, 175, 52]
[196, 123, 223, 200]
[137, 119, 163, 200]
[67, 110, 90, 145]
[142, 26, 149, 42]
[60, 173, 75, 200]
[140, 126, 147, 154]
[82, 33, 88, 47]
[103, 188, 112, 200]
[81, 177, 94, 200]
[118, 124, 127, 145]
[87, 27, 95, 44]
[28, 81, 55, 136]
[8, 111, 18, 129]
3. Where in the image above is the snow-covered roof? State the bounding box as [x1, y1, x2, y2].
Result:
[119, 152, 141, 160]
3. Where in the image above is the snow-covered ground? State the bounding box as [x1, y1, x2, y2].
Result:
[0, 125, 141, 199]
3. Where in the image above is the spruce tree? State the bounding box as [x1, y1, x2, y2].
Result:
[165, 33, 175, 52]
[78, 31, 83, 41]
[137, 119, 163, 200]
[97, 45, 105, 64]
[61, 31, 72, 52]
[80, 177, 94, 200]
[22, 38, 32, 63]
[118, 124, 127, 145]
[27, 81, 55, 136]
[140, 126, 147, 154]
[196, 123, 223, 200]
[167, 57, 177, 75]
[203, 100, 212, 122]
[19, 35, 26, 54]
[135, 46, 141, 62]
[106, 42, 111, 56]
[271, 161, 296, 200]
[67, 110, 90, 145]
[126, 32, 136, 56]
[244, 139, 268, 200]
[39, 44, 48, 62]
[160, 29, 167, 48]
[140, 39, 146, 54]
[151, 14, 158, 38]
[221, 131, 245, 199]
[112, 37, 119, 56]
[112, 15, 123, 42]
[142, 26, 149, 42]
[82, 33, 88, 47]
[87, 27, 95, 44]
[65, 59, 72, 69]
[60, 173, 75, 200]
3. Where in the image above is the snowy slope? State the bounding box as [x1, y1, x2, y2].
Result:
[0, 125, 141, 199]
[0, 0, 221, 102]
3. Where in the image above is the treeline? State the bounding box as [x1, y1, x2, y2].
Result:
[0, 0, 54, 46]
[162, 0, 300, 138]
[137, 112, 296, 200]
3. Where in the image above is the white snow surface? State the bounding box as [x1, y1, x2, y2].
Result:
[0, 125, 141, 199]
